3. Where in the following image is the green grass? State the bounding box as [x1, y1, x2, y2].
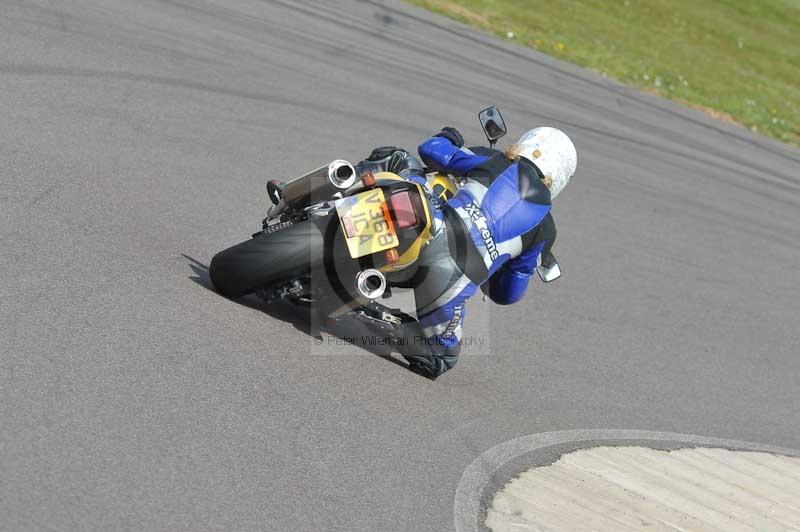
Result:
[409, 0, 800, 146]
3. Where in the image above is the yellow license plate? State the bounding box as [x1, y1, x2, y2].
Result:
[336, 189, 399, 258]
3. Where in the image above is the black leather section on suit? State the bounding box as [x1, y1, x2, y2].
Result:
[462, 147, 511, 188]
[521, 212, 556, 252]
[443, 205, 490, 283]
[517, 158, 552, 205]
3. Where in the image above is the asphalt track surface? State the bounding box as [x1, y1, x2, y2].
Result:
[1, 1, 799, 531]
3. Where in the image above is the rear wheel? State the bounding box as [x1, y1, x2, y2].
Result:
[209, 219, 326, 298]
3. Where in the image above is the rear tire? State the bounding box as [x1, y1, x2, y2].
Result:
[209, 219, 326, 298]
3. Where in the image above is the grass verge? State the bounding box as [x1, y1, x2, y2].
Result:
[409, 0, 800, 146]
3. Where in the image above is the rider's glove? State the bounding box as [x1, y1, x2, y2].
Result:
[435, 126, 465, 148]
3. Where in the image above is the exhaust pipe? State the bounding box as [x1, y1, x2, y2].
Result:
[280, 159, 357, 208]
[355, 269, 386, 300]
[325, 268, 387, 319]
[327, 160, 357, 189]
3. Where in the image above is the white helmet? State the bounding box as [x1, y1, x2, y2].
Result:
[509, 127, 576, 199]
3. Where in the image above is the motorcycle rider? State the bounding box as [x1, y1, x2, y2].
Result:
[356, 125, 577, 379]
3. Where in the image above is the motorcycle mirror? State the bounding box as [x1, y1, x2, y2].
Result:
[478, 106, 507, 147]
[536, 253, 562, 283]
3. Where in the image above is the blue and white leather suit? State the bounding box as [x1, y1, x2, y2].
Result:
[396, 135, 557, 378]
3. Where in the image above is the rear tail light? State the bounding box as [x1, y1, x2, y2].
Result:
[389, 191, 418, 229]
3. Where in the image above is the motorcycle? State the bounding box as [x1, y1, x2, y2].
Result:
[209, 107, 557, 334]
